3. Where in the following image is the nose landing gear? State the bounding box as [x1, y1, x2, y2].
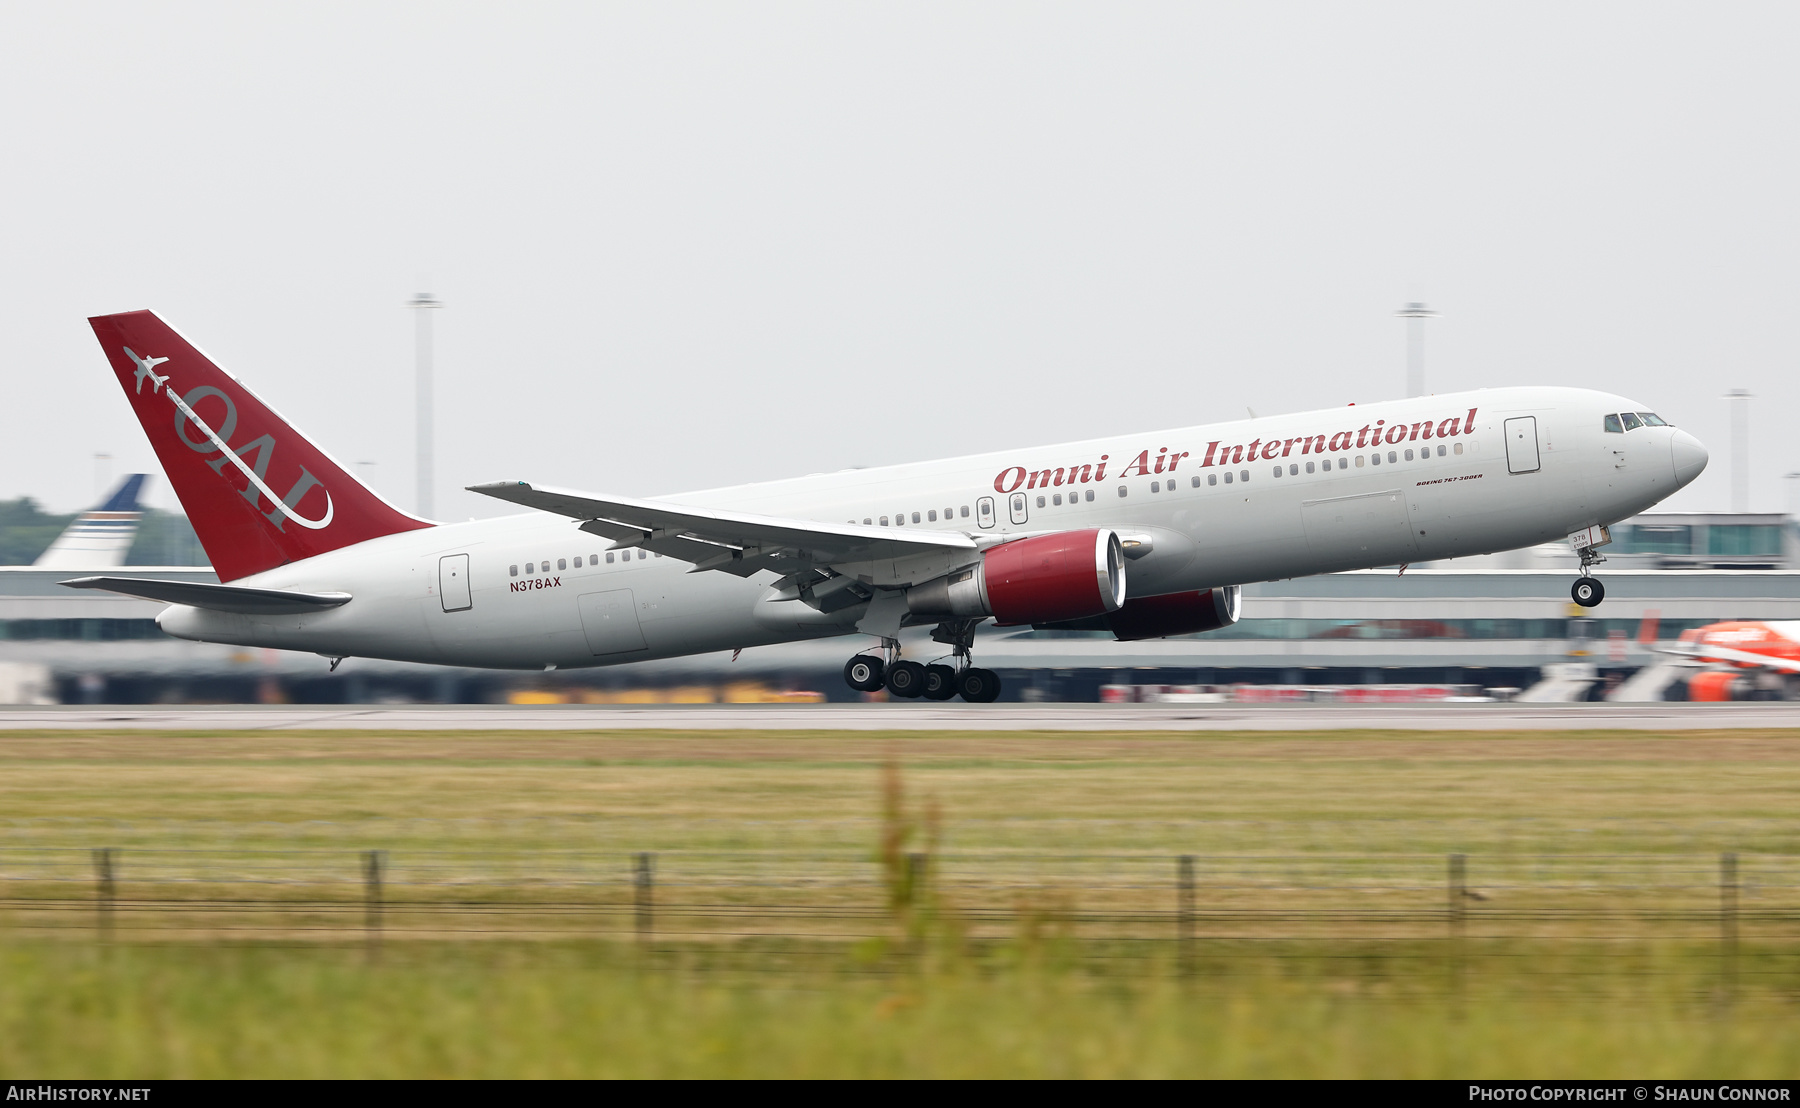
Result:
[1571, 537, 1608, 608]
[839, 622, 1002, 702]
[1571, 577, 1605, 607]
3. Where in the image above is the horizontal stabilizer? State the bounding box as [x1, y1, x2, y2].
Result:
[60, 576, 351, 615]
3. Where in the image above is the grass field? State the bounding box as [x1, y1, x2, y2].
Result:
[0, 727, 1797, 1077]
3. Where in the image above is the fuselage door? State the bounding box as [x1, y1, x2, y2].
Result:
[438, 553, 472, 612]
[1008, 492, 1029, 525]
[977, 496, 996, 529]
[578, 589, 649, 655]
[1504, 416, 1541, 475]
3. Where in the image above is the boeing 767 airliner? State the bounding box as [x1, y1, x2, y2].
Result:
[67, 311, 1708, 702]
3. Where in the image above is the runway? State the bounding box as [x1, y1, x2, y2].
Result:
[4, 701, 1800, 730]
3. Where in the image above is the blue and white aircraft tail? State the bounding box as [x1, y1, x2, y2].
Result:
[34, 474, 152, 569]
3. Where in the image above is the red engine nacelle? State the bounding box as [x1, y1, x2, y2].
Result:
[906, 529, 1127, 625]
[1025, 585, 1242, 640]
[1100, 586, 1241, 641]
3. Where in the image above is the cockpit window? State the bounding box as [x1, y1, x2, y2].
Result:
[1604, 414, 1623, 433]
[1638, 412, 1668, 427]
[1620, 412, 1644, 431]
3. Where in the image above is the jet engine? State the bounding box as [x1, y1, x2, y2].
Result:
[906, 528, 1127, 625]
[1030, 585, 1242, 641]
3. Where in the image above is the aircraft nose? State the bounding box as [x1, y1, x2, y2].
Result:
[1671, 429, 1708, 487]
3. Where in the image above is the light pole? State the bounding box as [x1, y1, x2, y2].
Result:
[409, 291, 442, 519]
[1395, 302, 1437, 398]
[1723, 389, 1753, 513]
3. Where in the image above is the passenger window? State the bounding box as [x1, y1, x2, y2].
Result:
[1272, 467, 1281, 478]
[1036, 496, 1046, 508]
[1372, 453, 1382, 465]
[1150, 481, 1160, 493]
[928, 509, 937, 522]
[509, 565, 518, 577]
[1454, 442, 1464, 455]
[1052, 493, 1062, 506]
[1190, 476, 1200, 487]
[1085, 489, 1094, 502]
[1604, 414, 1623, 433]
[605, 553, 615, 564]
[525, 562, 534, 574]
[1621, 412, 1643, 431]
[879, 516, 888, 526]
[1305, 462, 1314, 474]
[1289, 464, 1298, 475]
[1437, 445, 1446, 457]
[1640, 412, 1667, 426]
[1388, 451, 1396, 463]
[863, 518, 871, 525]
[1240, 470, 1249, 482]
[912, 512, 921, 524]
[1404, 449, 1413, 461]
[556, 558, 565, 571]
[1223, 472, 1233, 484]
[1356, 456, 1365, 468]
[960, 505, 970, 518]
[1118, 485, 1129, 496]
[1208, 473, 1217, 486]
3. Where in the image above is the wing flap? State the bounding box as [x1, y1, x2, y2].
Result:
[470, 481, 978, 578]
[61, 576, 352, 615]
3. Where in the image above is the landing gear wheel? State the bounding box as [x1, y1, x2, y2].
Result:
[956, 667, 1002, 703]
[886, 660, 927, 699]
[843, 655, 885, 693]
[921, 664, 959, 701]
[1571, 578, 1605, 607]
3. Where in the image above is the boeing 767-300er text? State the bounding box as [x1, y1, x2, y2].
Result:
[67, 311, 1709, 702]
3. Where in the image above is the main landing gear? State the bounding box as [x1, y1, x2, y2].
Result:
[1571, 541, 1607, 608]
[841, 622, 1001, 703]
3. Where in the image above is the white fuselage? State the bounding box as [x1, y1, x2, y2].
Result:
[158, 386, 1705, 669]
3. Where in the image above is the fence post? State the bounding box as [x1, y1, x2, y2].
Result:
[1721, 851, 1738, 997]
[1177, 855, 1196, 976]
[634, 852, 655, 945]
[363, 850, 385, 953]
[905, 852, 928, 908]
[1448, 853, 1467, 1001]
[92, 848, 116, 942]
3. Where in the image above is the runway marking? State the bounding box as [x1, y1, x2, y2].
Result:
[3, 703, 1800, 731]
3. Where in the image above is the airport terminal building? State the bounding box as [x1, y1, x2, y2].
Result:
[2, 512, 1796, 704]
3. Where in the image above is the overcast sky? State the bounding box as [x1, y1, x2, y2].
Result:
[3, 2, 1795, 518]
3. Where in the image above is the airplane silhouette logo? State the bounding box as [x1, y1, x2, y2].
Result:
[124, 348, 169, 395]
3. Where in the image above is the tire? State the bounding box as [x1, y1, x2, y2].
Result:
[843, 655, 885, 692]
[1571, 578, 1605, 607]
[956, 667, 1002, 703]
[885, 660, 927, 699]
[922, 664, 959, 701]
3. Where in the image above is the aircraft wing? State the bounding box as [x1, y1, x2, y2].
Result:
[1658, 640, 1800, 674]
[467, 481, 979, 580]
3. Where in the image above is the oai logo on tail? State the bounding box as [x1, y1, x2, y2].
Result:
[134, 354, 336, 532]
[124, 348, 169, 395]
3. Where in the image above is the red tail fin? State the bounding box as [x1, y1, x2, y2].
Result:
[89, 310, 432, 581]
